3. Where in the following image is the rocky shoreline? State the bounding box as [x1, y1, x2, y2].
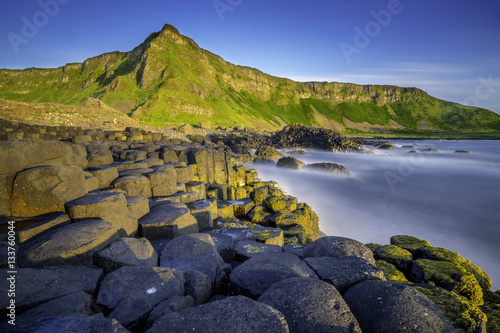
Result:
[1, 120, 499, 333]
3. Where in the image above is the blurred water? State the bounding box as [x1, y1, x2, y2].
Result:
[250, 140, 500, 290]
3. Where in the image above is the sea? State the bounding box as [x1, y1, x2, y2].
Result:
[249, 140, 500, 290]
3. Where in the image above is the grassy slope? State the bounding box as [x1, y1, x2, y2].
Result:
[0, 24, 499, 134]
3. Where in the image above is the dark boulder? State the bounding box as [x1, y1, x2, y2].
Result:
[19, 219, 119, 267]
[147, 296, 290, 333]
[96, 266, 185, 330]
[259, 277, 361, 333]
[276, 156, 305, 170]
[160, 233, 225, 282]
[305, 256, 386, 292]
[304, 236, 376, 265]
[305, 162, 350, 175]
[343, 280, 456, 333]
[229, 252, 317, 299]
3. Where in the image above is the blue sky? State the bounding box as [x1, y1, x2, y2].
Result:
[1, 0, 499, 113]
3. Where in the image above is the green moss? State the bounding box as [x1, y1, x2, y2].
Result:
[378, 244, 413, 261]
[419, 246, 492, 290]
[253, 229, 283, 246]
[265, 196, 289, 214]
[413, 259, 483, 305]
[365, 243, 381, 253]
[391, 235, 431, 253]
[279, 223, 309, 245]
[414, 287, 486, 333]
[481, 303, 500, 333]
[376, 260, 411, 284]
[248, 206, 271, 224]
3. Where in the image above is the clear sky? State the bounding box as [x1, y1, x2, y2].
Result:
[1, 0, 499, 113]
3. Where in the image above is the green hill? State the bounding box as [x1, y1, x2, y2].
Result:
[1, 24, 499, 134]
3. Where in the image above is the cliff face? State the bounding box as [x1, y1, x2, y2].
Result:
[1, 24, 499, 132]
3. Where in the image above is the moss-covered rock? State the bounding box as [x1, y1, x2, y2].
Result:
[481, 303, 500, 333]
[417, 246, 492, 290]
[265, 196, 290, 214]
[247, 206, 271, 224]
[278, 223, 311, 245]
[365, 243, 381, 253]
[254, 146, 285, 162]
[414, 287, 486, 333]
[483, 289, 500, 304]
[390, 235, 431, 253]
[252, 228, 284, 247]
[375, 260, 411, 284]
[293, 204, 320, 241]
[411, 259, 484, 305]
[375, 244, 413, 272]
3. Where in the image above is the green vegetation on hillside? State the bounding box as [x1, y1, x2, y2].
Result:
[0, 24, 499, 134]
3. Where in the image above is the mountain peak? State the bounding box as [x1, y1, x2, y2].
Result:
[160, 24, 181, 35]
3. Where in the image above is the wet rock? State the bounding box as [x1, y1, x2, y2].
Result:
[378, 144, 395, 150]
[422, 148, 439, 152]
[160, 233, 224, 282]
[455, 150, 470, 154]
[65, 191, 138, 237]
[304, 236, 376, 265]
[147, 296, 289, 333]
[229, 252, 317, 299]
[305, 256, 386, 293]
[139, 202, 199, 239]
[343, 280, 456, 333]
[94, 237, 158, 273]
[96, 266, 185, 330]
[11, 165, 88, 217]
[259, 277, 361, 333]
[276, 156, 305, 170]
[254, 145, 285, 162]
[19, 219, 119, 267]
[305, 162, 350, 175]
